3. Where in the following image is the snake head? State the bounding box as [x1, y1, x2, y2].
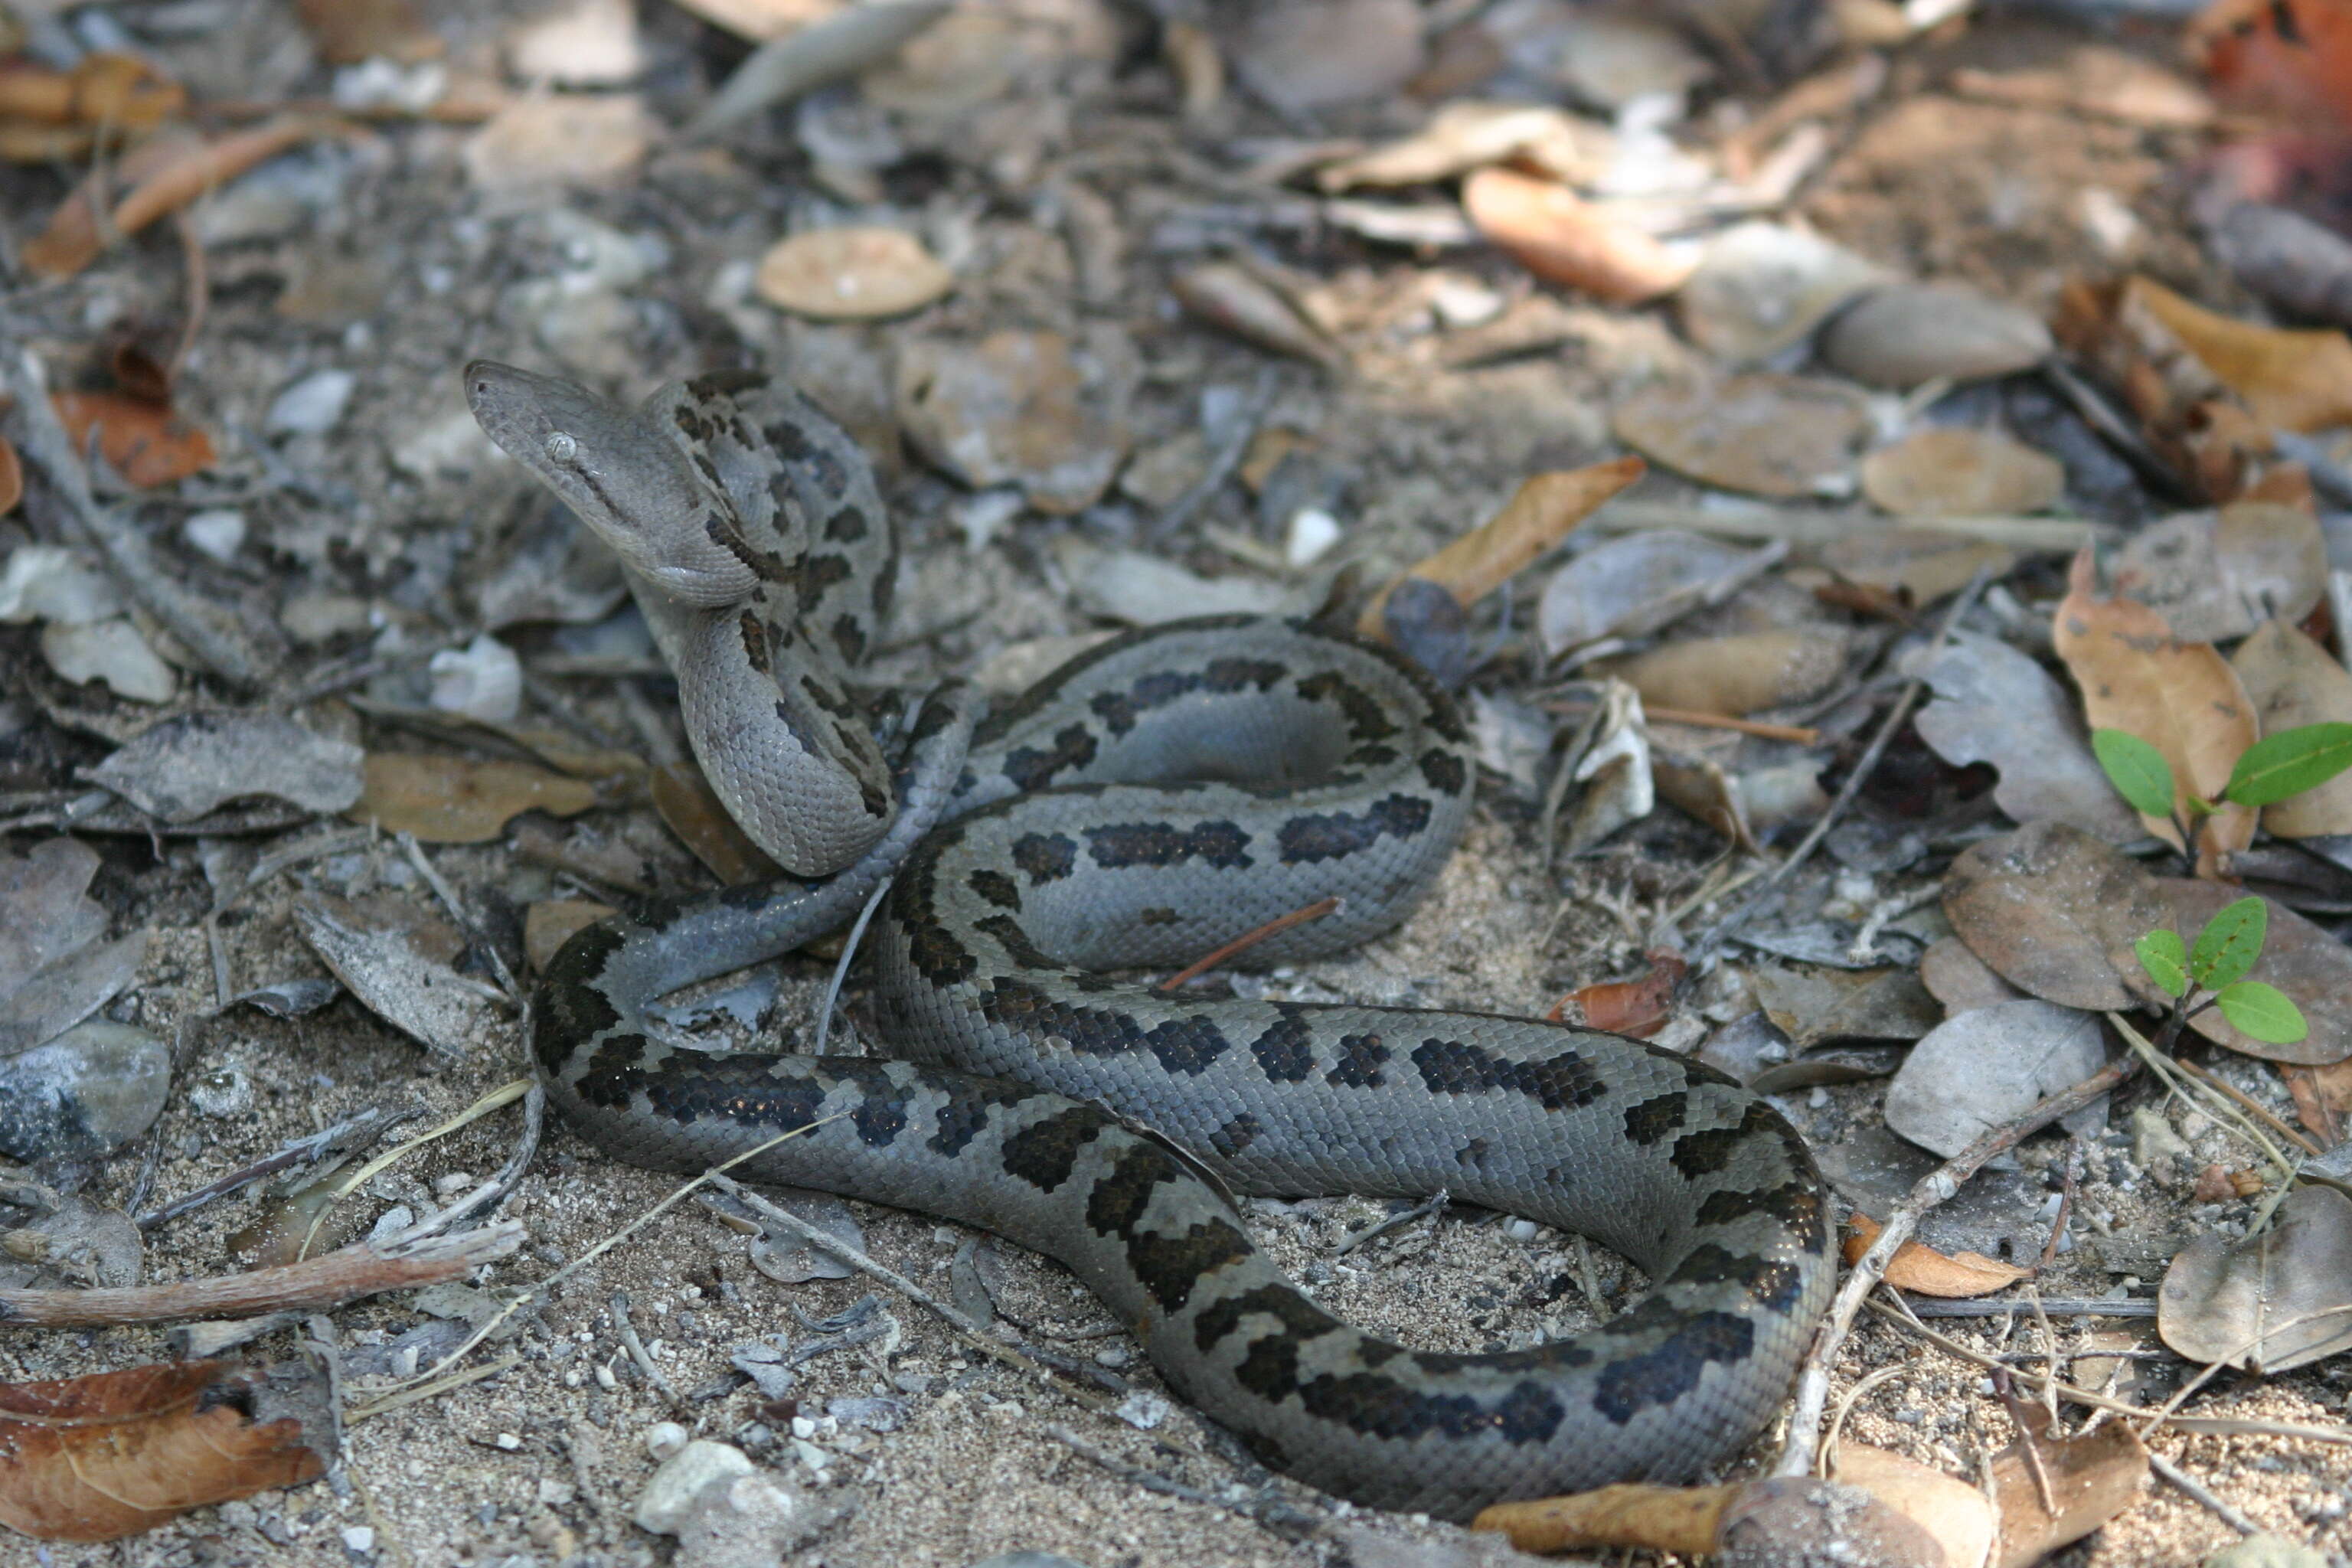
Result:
[463, 360, 756, 608]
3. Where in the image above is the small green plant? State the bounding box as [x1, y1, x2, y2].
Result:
[2131, 896, 2307, 1047]
[2090, 724, 2344, 1049]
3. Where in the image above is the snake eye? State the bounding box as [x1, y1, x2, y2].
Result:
[543, 431, 579, 463]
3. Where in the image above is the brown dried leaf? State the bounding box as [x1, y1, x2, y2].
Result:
[293, 0, 443, 63]
[2282, 1057, 2352, 1145]
[2127, 273, 2352, 433]
[1168, 262, 1341, 368]
[1989, 1416, 2148, 1568]
[24, 117, 346, 280]
[755, 227, 953, 321]
[347, 754, 595, 844]
[1831, 1446, 1996, 1568]
[1547, 949, 1684, 1038]
[1942, 822, 2170, 1011]
[2159, 1184, 2352, 1374]
[1612, 374, 1867, 499]
[1844, 1218, 2034, 1298]
[524, 899, 616, 972]
[2051, 276, 2275, 502]
[1918, 935, 2025, 1016]
[1472, 1481, 1733, 1556]
[1717, 1477, 1945, 1568]
[1906, 630, 2139, 844]
[1357, 462, 1642, 641]
[0, 54, 184, 135]
[651, 760, 781, 884]
[1463, 167, 1691, 303]
[2154, 879, 2352, 1063]
[1861, 426, 2064, 517]
[48, 391, 214, 488]
[0, 1361, 332, 1542]
[0, 435, 19, 515]
[1822, 531, 2016, 606]
[2050, 547, 2257, 865]
[1602, 628, 1852, 717]
[1752, 965, 1942, 1050]
[2232, 619, 2352, 836]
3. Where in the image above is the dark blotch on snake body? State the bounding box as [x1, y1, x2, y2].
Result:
[1325, 1032, 1389, 1088]
[1668, 1244, 1809, 1315]
[1003, 724, 1099, 791]
[1592, 1304, 1755, 1425]
[572, 1030, 654, 1110]
[1085, 1142, 1252, 1314]
[1298, 1371, 1567, 1446]
[799, 672, 861, 719]
[1139, 906, 1181, 926]
[760, 413, 812, 460]
[926, 1080, 1029, 1157]
[852, 1082, 913, 1146]
[1671, 1102, 1786, 1181]
[967, 870, 1021, 910]
[1418, 747, 1468, 795]
[1411, 1039, 1606, 1111]
[974, 914, 1060, 974]
[1000, 1106, 1102, 1192]
[1085, 820, 1252, 872]
[1011, 832, 1078, 884]
[831, 612, 866, 665]
[1457, 1138, 1492, 1170]
[825, 505, 871, 543]
[674, 400, 720, 443]
[1697, 1180, 1828, 1253]
[1295, 671, 1397, 743]
[737, 612, 770, 674]
[1194, 1282, 1340, 1359]
[1276, 794, 1432, 864]
[1210, 1113, 1262, 1156]
[1142, 1014, 1233, 1074]
[1622, 1092, 1688, 1147]
[1250, 1011, 1315, 1082]
[796, 550, 853, 616]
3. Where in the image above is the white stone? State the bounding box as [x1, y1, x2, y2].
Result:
[0, 545, 122, 626]
[40, 618, 174, 702]
[267, 368, 357, 435]
[676, 1472, 808, 1568]
[632, 1439, 755, 1535]
[182, 509, 247, 562]
[1284, 507, 1342, 568]
[645, 1420, 690, 1460]
[340, 1525, 375, 1553]
[428, 634, 523, 722]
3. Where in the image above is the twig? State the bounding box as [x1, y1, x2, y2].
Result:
[1153, 368, 1278, 540]
[397, 1084, 544, 1243]
[1333, 1190, 1448, 1256]
[2172, 1056, 2322, 1158]
[815, 874, 892, 1054]
[399, 832, 523, 1004]
[1699, 567, 1991, 961]
[299, 1077, 532, 1260]
[348, 1356, 524, 1423]
[166, 207, 209, 382]
[704, 1171, 1130, 1418]
[610, 1290, 675, 1397]
[137, 1101, 410, 1230]
[1772, 1052, 2138, 1478]
[2040, 1142, 2079, 1271]
[1158, 896, 1341, 991]
[1542, 699, 1821, 745]
[1898, 1297, 2156, 1318]
[0, 1221, 524, 1327]
[2148, 1452, 2261, 1537]
[2, 348, 266, 684]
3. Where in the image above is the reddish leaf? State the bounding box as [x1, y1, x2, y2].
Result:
[0, 1361, 332, 1542]
[2194, 0, 2352, 132]
[1547, 949, 1687, 1037]
[48, 390, 214, 488]
[0, 434, 20, 515]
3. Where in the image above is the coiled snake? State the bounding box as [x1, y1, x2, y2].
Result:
[466, 360, 1834, 1522]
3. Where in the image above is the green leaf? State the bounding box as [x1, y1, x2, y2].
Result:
[2214, 981, 2308, 1045]
[2189, 896, 2268, 990]
[2225, 723, 2352, 806]
[2092, 729, 2176, 821]
[2135, 929, 2188, 998]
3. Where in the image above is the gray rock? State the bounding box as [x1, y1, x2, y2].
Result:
[677, 1471, 815, 1568]
[0, 1020, 171, 1161]
[266, 368, 356, 435]
[2205, 1535, 2330, 1568]
[633, 1439, 755, 1535]
[1818, 283, 2051, 388]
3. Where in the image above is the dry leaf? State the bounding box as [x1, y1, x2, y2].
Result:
[2282, 1056, 2352, 1145]
[1537, 531, 1780, 656]
[1906, 629, 2140, 844]
[1462, 167, 1691, 303]
[1168, 262, 1341, 368]
[48, 392, 214, 488]
[1612, 374, 1866, 498]
[1751, 965, 1942, 1050]
[2128, 273, 2352, 433]
[1883, 999, 2109, 1159]
[1473, 1478, 1939, 1565]
[1942, 822, 2171, 1011]
[292, 895, 502, 1059]
[1357, 462, 1641, 640]
[2051, 547, 2257, 865]
[755, 227, 953, 320]
[2155, 879, 2352, 1064]
[1988, 1415, 2148, 1568]
[1860, 427, 2064, 517]
[1547, 949, 1684, 1037]
[347, 754, 595, 844]
[2194, 0, 2352, 129]
[1601, 628, 1851, 717]
[0, 54, 185, 146]
[460, 95, 652, 198]
[2232, 619, 2352, 836]
[0, 436, 20, 516]
[0, 1361, 332, 1542]
[24, 117, 346, 280]
[1831, 1447, 1996, 1568]
[2051, 276, 2275, 502]
[651, 760, 781, 884]
[1918, 935, 2025, 1015]
[524, 899, 616, 972]
[1316, 102, 1612, 192]
[1846, 1210, 2034, 1298]
[294, 0, 443, 62]
[2109, 502, 2326, 644]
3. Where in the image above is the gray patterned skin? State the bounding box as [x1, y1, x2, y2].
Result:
[475, 364, 1835, 1524]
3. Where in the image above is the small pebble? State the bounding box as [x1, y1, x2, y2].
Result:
[182, 508, 247, 562]
[646, 1421, 689, 1460]
[789, 1416, 816, 1440]
[0, 1021, 172, 1161]
[432, 1171, 474, 1196]
[1503, 1217, 1539, 1243]
[1284, 507, 1341, 568]
[494, 1432, 521, 1451]
[633, 1439, 754, 1536]
[266, 368, 357, 435]
[341, 1524, 375, 1554]
[188, 1063, 255, 1119]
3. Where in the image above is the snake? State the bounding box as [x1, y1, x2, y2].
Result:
[465, 360, 1834, 1523]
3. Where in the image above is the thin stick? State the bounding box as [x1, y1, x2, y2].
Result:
[1899, 1298, 2156, 1318]
[2, 348, 265, 684]
[2148, 1452, 2261, 1537]
[1154, 367, 1277, 540]
[348, 1357, 524, 1423]
[299, 1077, 532, 1259]
[399, 832, 522, 1004]
[0, 1221, 524, 1328]
[1543, 700, 1821, 745]
[1158, 897, 1341, 991]
[2172, 1056, 2321, 1158]
[610, 1290, 675, 1397]
[815, 874, 892, 1054]
[397, 1084, 544, 1244]
[1334, 1190, 1448, 1256]
[1772, 1051, 2138, 1478]
[137, 1102, 410, 1230]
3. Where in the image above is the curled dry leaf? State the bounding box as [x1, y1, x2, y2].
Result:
[651, 760, 782, 884]
[1168, 262, 1341, 369]
[1612, 374, 1866, 499]
[2232, 619, 2352, 836]
[1942, 822, 2169, 1011]
[1829, 1447, 1995, 1568]
[2154, 878, 2352, 1064]
[755, 226, 952, 320]
[292, 895, 503, 1060]
[1845, 1210, 2032, 1298]
[2051, 547, 2257, 864]
[1988, 1413, 2148, 1568]
[1357, 461, 1642, 642]
[49, 391, 214, 488]
[1473, 1477, 1942, 1566]
[1462, 167, 1692, 304]
[348, 753, 595, 844]
[1547, 949, 1685, 1038]
[1906, 629, 2140, 843]
[1883, 998, 2109, 1159]
[24, 117, 346, 280]
[2109, 502, 2325, 644]
[1860, 426, 2064, 517]
[2122, 273, 2352, 434]
[1601, 627, 1851, 717]
[0, 1360, 333, 1542]
[1315, 102, 1613, 192]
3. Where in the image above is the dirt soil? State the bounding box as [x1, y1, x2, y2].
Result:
[2, 2, 2350, 1567]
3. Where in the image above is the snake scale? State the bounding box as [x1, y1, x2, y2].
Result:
[466, 360, 1834, 1522]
